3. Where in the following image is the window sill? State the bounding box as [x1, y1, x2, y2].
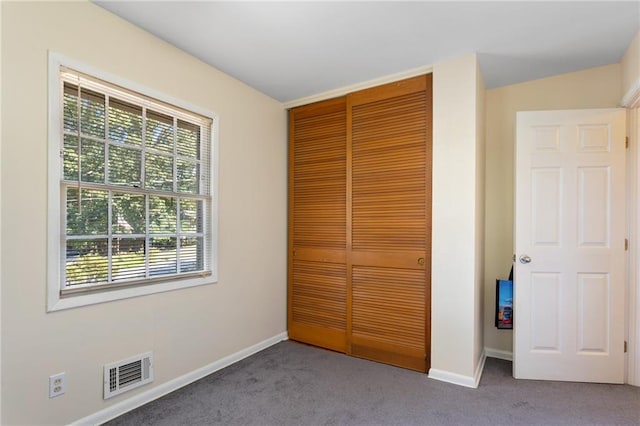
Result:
[47, 274, 218, 312]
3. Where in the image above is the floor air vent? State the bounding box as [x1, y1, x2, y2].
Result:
[104, 352, 153, 399]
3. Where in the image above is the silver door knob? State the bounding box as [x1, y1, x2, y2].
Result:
[519, 255, 532, 264]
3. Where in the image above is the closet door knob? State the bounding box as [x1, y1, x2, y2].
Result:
[418, 257, 425, 265]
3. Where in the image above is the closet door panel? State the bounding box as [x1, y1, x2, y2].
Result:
[290, 260, 346, 352]
[288, 97, 347, 352]
[351, 265, 426, 371]
[351, 91, 427, 253]
[349, 76, 431, 371]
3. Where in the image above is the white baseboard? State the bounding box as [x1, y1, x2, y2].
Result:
[474, 350, 487, 387]
[485, 347, 513, 361]
[428, 349, 486, 389]
[73, 332, 289, 426]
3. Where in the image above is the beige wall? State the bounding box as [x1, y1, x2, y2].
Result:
[474, 61, 486, 371]
[483, 64, 622, 354]
[1, 2, 287, 424]
[431, 54, 485, 381]
[622, 32, 640, 101]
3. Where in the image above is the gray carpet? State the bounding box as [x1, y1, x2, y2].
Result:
[106, 340, 640, 425]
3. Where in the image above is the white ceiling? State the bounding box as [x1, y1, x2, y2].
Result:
[95, 1, 639, 103]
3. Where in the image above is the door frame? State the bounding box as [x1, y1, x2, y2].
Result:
[625, 105, 640, 386]
[622, 80, 640, 387]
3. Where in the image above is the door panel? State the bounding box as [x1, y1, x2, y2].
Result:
[531, 168, 561, 246]
[576, 273, 609, 353]
[291, 260, 346, 330]
[290, 259, 347, 352]
[577, 167, 610, 246]
[530, 272, 561, 351]
[351, 265, 426, 371]
[288, 98, 347, 352]
[514, 109, 625, 383]
[348, 76, 431, 371]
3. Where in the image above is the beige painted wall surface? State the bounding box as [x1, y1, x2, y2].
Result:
[474, 61, 486, 370]
[432, 53, 483, 379]
[622, 32, 640, 101]
[1, 2, 287, 424]
[483, 64, 622, 354]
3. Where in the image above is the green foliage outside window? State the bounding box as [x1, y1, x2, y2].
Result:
[62, 80, 205, 286]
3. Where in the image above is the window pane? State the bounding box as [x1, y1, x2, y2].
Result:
[65, 239, 108, 286]
[150, 237, 177, 276]
[177, 120, 200, 159]
[146, 153, 173, 191]
[80, 88, 105, 138]
[109, 98, 142, 146]
[176, 160, 199, 193]
[63, 83, 78, 132]
[63, 135, 78, 181]
[180, 237, 203, 273]
[146, 110, 173, 153]
[180, 199, 202, 233]
[81, 138, 105, 183]
[66, 188, 108, 235]
[59, 68, 213, 292]
[149, 196, 177, 233]
[112, 238, 146, 281]
[109, 145, 141, 186]
[112, 193, 145, 234]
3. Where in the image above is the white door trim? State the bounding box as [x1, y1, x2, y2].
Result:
[622, 81, 640, 387]
[626, 107, 640, 386]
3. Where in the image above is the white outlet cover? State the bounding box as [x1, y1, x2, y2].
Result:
[49, 372, 66, 398]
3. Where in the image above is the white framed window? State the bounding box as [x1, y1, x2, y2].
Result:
[47, 53, 218, 311]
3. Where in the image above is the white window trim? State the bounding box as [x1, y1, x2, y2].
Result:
[47, 52, 219, 312]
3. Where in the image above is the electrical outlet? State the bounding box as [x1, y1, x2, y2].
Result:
[49, 372, 66, 398]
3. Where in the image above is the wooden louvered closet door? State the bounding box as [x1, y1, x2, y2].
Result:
[288, 97, 348, 352]
[288, 75, 432, 372]
[348, 75, 432, 372]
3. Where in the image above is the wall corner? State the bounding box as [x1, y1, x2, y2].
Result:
[431, 53, 484, 381]
[621, 31, 640, 107]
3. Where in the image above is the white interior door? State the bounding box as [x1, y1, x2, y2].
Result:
[514, 108, 626, 383]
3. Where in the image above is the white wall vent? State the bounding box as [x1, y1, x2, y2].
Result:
[103, 352, 153, 399]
